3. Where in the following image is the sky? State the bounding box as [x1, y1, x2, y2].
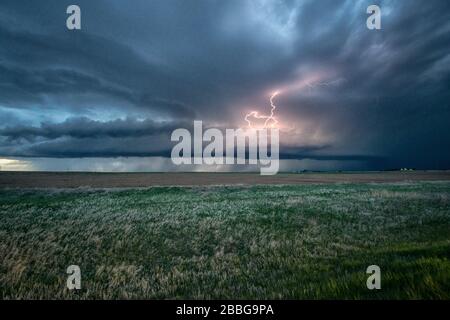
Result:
[0, 0, 449, 172]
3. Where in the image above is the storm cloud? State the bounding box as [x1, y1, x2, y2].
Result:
[0, 0, 449, 170]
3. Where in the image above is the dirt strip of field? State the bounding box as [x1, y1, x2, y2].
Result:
[1, 171, 450, 188]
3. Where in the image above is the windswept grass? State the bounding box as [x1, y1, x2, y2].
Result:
[0, 182, 449, 299]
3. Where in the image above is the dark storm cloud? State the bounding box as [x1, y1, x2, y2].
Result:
[0, 117, 187, 157]
[0, 21, 195, 118]
[0, 0, 449, 169]
[0, 117, 188, 141]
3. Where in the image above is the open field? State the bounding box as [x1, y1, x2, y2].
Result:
[1, 171, 450, 188]
[1, 181, 449, 299]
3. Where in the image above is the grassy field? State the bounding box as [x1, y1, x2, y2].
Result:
[0, 182, 449, 299]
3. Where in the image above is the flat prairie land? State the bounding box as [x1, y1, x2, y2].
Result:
[1, 171, 450, 188]
[0, 179, 449, 299]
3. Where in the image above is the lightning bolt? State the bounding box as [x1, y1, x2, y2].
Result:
[243, 75, 345, 129]
[245, 91, 280, 129]
[305, 78, 346, 92]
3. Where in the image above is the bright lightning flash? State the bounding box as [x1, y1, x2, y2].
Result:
[244, 91, 280, 129]
[243, 73, 344, 129]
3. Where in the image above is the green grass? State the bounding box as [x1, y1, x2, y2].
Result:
[0, 182, 449, 299]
